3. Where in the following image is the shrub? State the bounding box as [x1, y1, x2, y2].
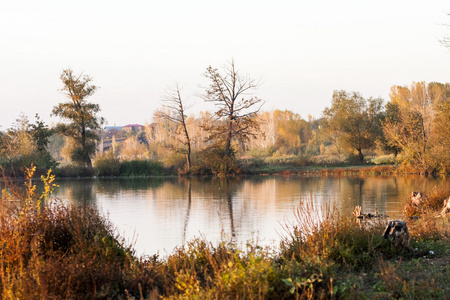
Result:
[241, 157, 267, 171]
[54, 164, 95, 177]
[159, 238, 278, 299]
[246, 147, 273, 158]
[194, 144, 241, 176]
[280, 200, 393, 270]
[161, 151, 186, 172]
[119, 159, 163, 176]
[93, 152, 121, 176]
[294, 154, 311, 167]
[0, 152, 57, 177]
[371, 154, 395, 165]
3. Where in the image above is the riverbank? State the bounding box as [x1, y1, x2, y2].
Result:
[1, 168, 449, 299]
[2, 153, 440, 179]
[53, 161, 401, 179]
[242, 160, 399, 176]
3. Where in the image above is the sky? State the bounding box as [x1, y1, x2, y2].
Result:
[1, 0, 450, 129]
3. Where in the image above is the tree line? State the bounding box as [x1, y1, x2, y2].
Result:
[1, 61, 450, 176]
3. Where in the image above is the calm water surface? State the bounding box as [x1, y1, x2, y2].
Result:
[55, 175, 450, 256]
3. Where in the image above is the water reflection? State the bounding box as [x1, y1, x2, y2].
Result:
[182, 179, 191, 244]
[55, 178, 97, 207]
[55, 175, 450, 256]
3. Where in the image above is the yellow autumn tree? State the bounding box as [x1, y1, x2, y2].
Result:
[383, 81, 450, 174]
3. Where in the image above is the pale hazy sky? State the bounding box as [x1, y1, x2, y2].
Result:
[1, 0, 450, 128]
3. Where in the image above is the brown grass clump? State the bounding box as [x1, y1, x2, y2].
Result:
[280, 200, 388, 278]
[407, 213, 443, 241]
[0, 166, 155, 299]
[154, 238, 279, 299]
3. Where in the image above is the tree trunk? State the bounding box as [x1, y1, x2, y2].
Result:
[186, 143, 191, 172]
[85, 156, 92, 168]
[81, 123, 92, 168]
[224, 116, 233, 158]
[182, 121, 191, 172]
[357, 148, 364, 163]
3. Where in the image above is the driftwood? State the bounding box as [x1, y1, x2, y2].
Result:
[440, 197, 450, 216]
[353, 205, 387, 220]
[407, 192, 450, 217]
[410, 191, 427, 207]
[353, 206, 363, 219]
[383, 220, 412, 252]
[404, 191, 428, 217]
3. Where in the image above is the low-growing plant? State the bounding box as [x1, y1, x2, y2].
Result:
[371, 154, 396, 165]
[119, 159, 164, 176]
[161, 151, 186, 172]
[54, 164, 95, 177]
[194, 144, 241, 176]
[159, 238, 280, 299]
[93, 152, 121, 176]
[240, 157, 267, 173]
[246, 147, 274, 158]
[294, 154, 312, 167]
[280, 200, 398, 272]
[408, 212, 443, 241]
[0, 151, 57, 177]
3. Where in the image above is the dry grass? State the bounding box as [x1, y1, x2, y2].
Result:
[404, 187, 450, 218]
[280, 199, 390, 269]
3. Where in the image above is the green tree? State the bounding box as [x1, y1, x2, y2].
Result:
[202, 60, 263, 160]
[30, 113, 53, 153]
[322, 90, 384, 163]
[52, 69, 103, 168]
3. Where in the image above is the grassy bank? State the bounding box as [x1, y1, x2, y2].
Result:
[51, 152, 399, 178]
[241, 157, 399, 176]
[30, 162, 401, 178]
[3, 151, 448, 179]
[1, 168, 449, 299]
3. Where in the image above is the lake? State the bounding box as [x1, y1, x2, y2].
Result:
[54, 175, 450, 256]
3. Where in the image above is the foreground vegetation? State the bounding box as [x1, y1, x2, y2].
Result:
[1, 168, 449, 299]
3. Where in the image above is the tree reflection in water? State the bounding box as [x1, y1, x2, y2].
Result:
[182, 179, 191, 244]
[54, 175, 450, 256]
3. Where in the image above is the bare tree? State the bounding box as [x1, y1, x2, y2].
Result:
[202, 60, 264, 158]
[155, 83, 192, 172]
